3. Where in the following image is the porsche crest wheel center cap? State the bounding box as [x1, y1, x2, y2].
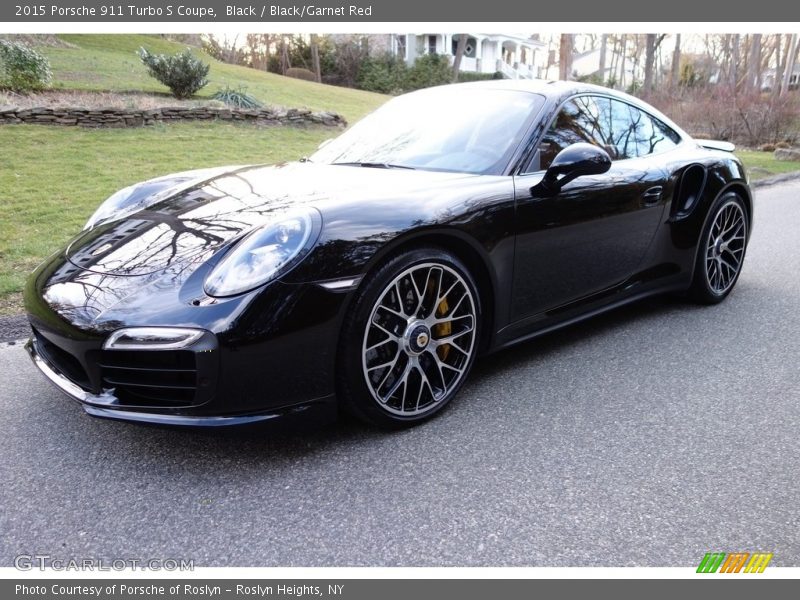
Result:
[404, 322, 431, 354]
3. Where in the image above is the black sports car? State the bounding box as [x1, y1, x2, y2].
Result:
[25, 80, 752, 428]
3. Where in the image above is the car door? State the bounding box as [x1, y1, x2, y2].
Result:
[510, 95, 669, 322]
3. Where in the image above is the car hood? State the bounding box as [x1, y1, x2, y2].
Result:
[66, 162, 475, 277]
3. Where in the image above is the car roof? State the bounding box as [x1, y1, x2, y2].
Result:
[413, 79, 691, 141]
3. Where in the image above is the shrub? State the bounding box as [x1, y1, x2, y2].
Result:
[0, 40, 52, 92]
[646, 87, 800, 146]
[455, 71, 501, 83]
[357, 53, 407, 94]
[138, 47, 209, 99]
[577, 72, 604, 85]
[211, 85, 262, 109]
[285, 67, 316, 81]
[403, 54, 452, 91]
[329, 37, 370, 88]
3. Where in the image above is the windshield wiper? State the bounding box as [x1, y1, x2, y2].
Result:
[332, 161, 416, 170]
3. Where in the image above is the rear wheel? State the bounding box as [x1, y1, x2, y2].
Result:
[338, 248, 480, 428]
[689, 192, 748, 304]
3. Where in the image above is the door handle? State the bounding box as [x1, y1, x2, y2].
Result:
[642, 186, 663, 205]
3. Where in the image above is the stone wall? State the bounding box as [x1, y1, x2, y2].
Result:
[0, 106, 346, 128]
[775, 147, 800, 162]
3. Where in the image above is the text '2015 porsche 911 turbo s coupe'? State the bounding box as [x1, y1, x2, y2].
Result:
[25, 80, 752, 428]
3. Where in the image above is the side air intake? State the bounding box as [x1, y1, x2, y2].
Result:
[672, 164, 707, 218]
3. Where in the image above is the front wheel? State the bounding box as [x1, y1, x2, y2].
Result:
[338, 248, 480, 428]
[689, 192, 749, 304]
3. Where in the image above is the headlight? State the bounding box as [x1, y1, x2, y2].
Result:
[203, 207, 322, 297]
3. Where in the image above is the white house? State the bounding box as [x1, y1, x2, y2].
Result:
[570, 47, 636, 84]
[383, 33, 547, 79]
[761, 65, 800, 91]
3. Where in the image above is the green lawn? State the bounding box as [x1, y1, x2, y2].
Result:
[41, 34, 387, 123]
[736, 150, 800, 180]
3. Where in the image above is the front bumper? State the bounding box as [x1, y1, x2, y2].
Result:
[23, 262, 351, 426]
[25, 333, 335, 426]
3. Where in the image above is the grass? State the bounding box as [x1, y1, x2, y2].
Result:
[0, 122, 336, 312]
[735, 150, 800, 180]
[39, 35, 387, 123]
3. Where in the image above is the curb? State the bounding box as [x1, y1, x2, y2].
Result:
[0, 314, 29, 344]
[752, 171, 800, 188]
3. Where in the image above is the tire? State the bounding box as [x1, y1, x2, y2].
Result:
[689, 192, 749, 304]
[338, 247, 481, 428]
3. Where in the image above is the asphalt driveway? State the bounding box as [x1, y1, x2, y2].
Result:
[1, 181, 798, 567]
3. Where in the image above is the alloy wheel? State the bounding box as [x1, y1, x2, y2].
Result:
[361, 262, 477, 416]
[705, 200, 747, 295]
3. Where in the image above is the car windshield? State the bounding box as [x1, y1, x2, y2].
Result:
[309, 87, 545, 175]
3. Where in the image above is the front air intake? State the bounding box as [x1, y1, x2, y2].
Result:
[98, 349, 198, 407]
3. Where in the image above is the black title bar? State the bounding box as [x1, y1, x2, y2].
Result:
[3, 0, 800, 22]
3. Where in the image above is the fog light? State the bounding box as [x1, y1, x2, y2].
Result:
[103, 327, 205, 350]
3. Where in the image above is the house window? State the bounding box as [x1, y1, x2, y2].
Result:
[395, 35, 407, 59]
[428, 35, 437, 54]
[451, 36, 477, 58]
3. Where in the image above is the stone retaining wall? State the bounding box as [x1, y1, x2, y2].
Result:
[0, 106, 346, 128]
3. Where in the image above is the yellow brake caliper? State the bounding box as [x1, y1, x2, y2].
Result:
[433, 296, 451, 361]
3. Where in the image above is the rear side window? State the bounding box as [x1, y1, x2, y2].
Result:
[626, 104, 682, 157]
[527, 95, 682, 172]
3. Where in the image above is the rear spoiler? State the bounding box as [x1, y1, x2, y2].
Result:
[696, 139, 736, 152]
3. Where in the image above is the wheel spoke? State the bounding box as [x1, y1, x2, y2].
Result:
[431, 324, 474, 346]
[379, 359, 411, 403]
[371, 319, 400, 340]
[366, 336, 395, 352]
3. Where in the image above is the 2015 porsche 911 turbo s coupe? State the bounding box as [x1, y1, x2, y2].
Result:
[25, 80, 752, 428]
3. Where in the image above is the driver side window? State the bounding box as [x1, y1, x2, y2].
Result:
[525, 95, 635, 173]
[530, 96, 608, 173]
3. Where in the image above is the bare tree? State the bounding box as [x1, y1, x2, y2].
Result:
[618, 35, 627, 88]
[643, 34, 666, 93]
[243, 34, 276, 71]
[745, 33, 762, 91]
[226, 34, 240, 64]
[310, 34, 322, 83]
[772, 34, 786, 99]
[730, 34, 740, 88]
[279, 36, 291, 75]
[452, 34, 468, 82]
[670, 34, 682, 88]
[782, 33, 799, 95]
[559, 34, 574, 80]
[598, 33, 608, 83]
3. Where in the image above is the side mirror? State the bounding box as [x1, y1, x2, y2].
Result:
[534, 143, 612, 196]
